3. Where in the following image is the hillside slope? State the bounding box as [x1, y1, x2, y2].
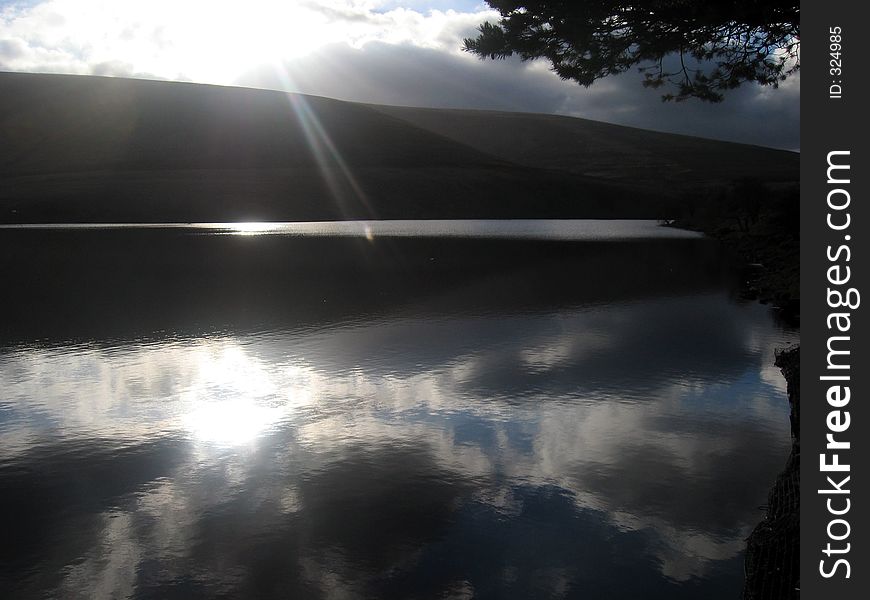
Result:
[371, 105, 799, 196]
[0, 72, 797, 222]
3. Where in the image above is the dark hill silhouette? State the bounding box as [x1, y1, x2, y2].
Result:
[372, 104, 798, 195]
[0, 72, 797, 223]
[0, 73, 504, 175]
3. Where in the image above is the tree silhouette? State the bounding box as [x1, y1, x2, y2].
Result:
[463, 1, 800, 102]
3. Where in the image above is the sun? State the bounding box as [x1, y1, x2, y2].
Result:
[124, 1, 331, 85]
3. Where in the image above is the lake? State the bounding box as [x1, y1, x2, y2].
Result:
[0, 220, 797, 598]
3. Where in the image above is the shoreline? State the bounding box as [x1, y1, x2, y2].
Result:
[743, 346, 800, 599]
[668, 180, 799, 326]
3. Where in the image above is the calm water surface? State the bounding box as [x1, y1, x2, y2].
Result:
[0, 221, 796, 598]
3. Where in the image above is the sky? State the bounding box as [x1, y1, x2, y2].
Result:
[0, 0, 799, 149]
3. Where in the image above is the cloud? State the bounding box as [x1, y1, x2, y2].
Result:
[1, 1, 798, 148]
[237, 41, 559, 113]
[0, 36, 26, 59]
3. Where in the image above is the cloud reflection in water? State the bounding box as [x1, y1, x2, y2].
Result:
[0, 294, 796, 598]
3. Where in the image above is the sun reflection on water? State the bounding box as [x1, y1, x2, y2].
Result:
[182, 399, 283, 446]
[179, 343, 316, 445]
[223, 222, 285, 236]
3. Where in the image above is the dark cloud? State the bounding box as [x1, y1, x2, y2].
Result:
[237, 41, 798, 150]
[238, 42, 583, 116]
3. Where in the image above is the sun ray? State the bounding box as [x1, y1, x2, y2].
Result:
[266, 63, 376, 220]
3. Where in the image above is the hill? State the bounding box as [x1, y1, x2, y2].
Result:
[370, 104, 798, 196]
[0, 72, 798, 223]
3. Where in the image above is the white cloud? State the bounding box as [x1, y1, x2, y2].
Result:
[0, 0, 496, 81]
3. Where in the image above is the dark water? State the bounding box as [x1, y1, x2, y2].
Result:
[0, 222, 796, 599]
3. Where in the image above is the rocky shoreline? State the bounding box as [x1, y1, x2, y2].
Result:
[743, 346, 800, 599]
